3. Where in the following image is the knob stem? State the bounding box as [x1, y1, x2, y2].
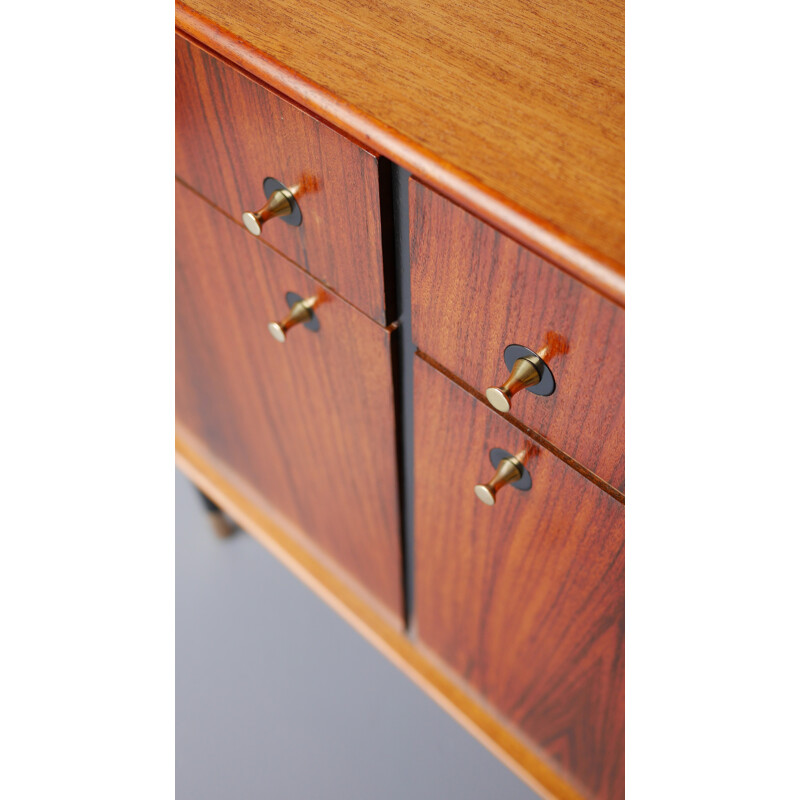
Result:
[268, 297, 317, 343]
[474, 456, 524, 506]
[486, 356, 543, 413]
[242, 189, 293, 235]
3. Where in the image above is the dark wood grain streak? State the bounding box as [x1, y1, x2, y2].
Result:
[176, 180, 403, 621]
[176, 35, 390, 325]
[175, 4, 625, 307]
[410, 180, 625, 494]
[414, 355, 624, 800]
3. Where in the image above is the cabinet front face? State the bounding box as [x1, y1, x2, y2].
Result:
[413, 356, 624, 800]
[175, 35, 390, 325]
[410, 180, 625, 494]
[176, 181, 403, 622]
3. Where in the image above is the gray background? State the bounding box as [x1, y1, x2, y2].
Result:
[176, 469, 540, 799]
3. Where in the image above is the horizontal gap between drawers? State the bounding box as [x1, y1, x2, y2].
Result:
[415, 350, 625, 505]
[175, 176, 398, 333]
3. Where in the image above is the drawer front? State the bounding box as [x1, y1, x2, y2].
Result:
[176, 180, 402, 621]
[410, 180, 624, 493]
[414, 355, 624, 800]
[176, 35, 390, 325]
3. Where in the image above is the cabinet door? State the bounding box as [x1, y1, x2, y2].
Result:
[414, 356, 624, 800]
[176, 180, 402, 622]
[176, 35, 390, 325]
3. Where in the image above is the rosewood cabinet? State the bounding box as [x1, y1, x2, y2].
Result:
[176, 2, 624, 797]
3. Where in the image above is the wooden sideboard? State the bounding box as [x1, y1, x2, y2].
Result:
[176, 3, 624, 798]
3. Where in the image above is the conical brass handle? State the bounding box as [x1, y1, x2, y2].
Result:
[486, 356, 544, 413]
[474, 455, 524, 506]
[268, 296, 317, 343]
[242, 189, 293, 236]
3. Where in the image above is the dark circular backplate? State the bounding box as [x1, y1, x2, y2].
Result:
[286, 292, 320, 333]
[263, 177, 302, 227]
[489, 447, 532, 492]
[503, 344, 556, 397]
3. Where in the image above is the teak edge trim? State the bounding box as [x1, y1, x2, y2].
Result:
[176, 433, 587, 800]
[175, 4, 625, 308]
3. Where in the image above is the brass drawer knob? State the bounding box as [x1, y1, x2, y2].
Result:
[268, 296, 318, 342]
[242, 188, 294, 235]
[486, 355, 545, 413]
[474, 455, 525, 506]
[242, 177, 302, 235]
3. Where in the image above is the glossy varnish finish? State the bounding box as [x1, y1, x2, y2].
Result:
[414, 356, 624, 800]
[175, 180, 402, 621]
[410, 181, 625, 493]
[176, 35, 391, 325]
[176, 0, 624, 303]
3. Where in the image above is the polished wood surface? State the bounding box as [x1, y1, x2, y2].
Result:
[414, 356, 624, 800]
[410, 180, 625, 494]
[177, 434, 586, 800]
[176, 180, 402, 620]
[176, 35, 391, 325]
[175, 1, 625, 306]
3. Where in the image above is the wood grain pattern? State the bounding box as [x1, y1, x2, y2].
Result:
[176, 179, 402, 620]
[175, 0, 624, 306]
[410, 180, 624, 493]
[176, 35, 390, 325]
[414, 355, 624, 800]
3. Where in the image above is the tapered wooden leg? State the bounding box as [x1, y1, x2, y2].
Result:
[196, 488, 237, 538]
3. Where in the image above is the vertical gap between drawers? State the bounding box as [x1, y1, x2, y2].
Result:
[378, 157, 399, 325]
[385, 162, 416, 631]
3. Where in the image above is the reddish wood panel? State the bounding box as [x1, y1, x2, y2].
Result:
[410, 180, 625, 493]
[414, 355, 624, 800]
[175, 35, 390, 325]
[176, 180, 402, 621]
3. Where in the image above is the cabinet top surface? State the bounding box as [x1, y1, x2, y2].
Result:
[178, 0, 624, 292]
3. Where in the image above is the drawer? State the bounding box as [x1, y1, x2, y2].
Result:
[176, 180, 402, 622]
[175, 35, 390, 325]
[413, 355, 624, 800]
[410, 179, 624, 493]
